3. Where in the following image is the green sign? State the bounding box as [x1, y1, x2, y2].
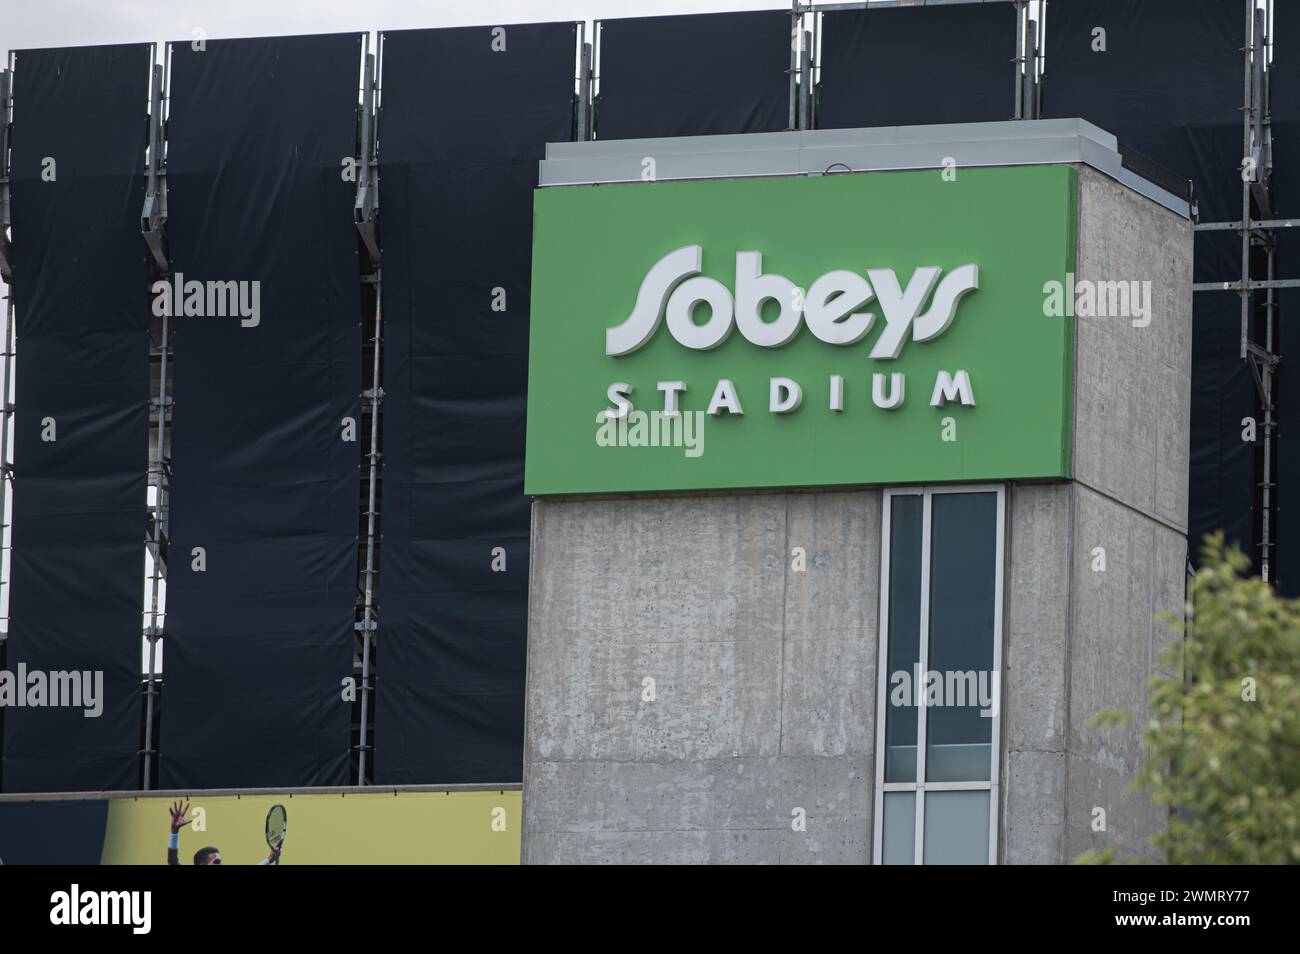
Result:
[525, 165, 1076, 495]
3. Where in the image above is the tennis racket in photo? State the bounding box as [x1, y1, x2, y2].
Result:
[265, 803, 287, 865]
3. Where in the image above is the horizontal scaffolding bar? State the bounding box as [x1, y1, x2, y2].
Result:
[1193, 278, 1300, 291]
[1195, 218, 1300, 232]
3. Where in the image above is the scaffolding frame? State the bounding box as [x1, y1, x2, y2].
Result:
[789, 4, 800, 130]
[0, 53, 15, 790]
[0, 44, 176, 787]
[353, 32, 382, 786]
[786, 3, 820, 131]
[576, 21, 592, 143]
[141, 41, 171, 789]
[0, 56, 11, 283]
[0, 52, 16, 668]
[796, 0, 1037, 129]
[1191, 0, 1283, 582]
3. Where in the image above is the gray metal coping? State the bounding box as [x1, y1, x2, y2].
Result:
[0, 783, 521, 802]
[537, 118, 1191, 219]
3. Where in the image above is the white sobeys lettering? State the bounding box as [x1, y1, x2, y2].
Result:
[605, 245, 978, 357]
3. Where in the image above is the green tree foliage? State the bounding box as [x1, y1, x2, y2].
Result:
[1079, 533, 1300, 864]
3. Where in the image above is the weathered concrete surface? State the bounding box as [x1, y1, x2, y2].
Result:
[1073, 164, 1194, 534]
[1056, 164, 1192, 863]
[1063, 485, 1186, 862]
[1001, 484, 1071, 864]
[523, 479, 1186, 865]
[522, 492, 879, 864]
[1002, 483, 1187, 864]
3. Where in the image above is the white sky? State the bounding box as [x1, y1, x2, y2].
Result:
[0, 0, 792, 59]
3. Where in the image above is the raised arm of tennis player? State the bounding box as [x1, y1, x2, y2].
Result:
[166, 800, 278, 865]
[166, 800, 192, 866]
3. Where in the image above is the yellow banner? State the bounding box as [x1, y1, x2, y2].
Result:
[101, 790, 520, 865]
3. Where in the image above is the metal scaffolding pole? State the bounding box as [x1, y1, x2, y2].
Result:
[1014, 0, 1025, 120]
[355, 35, 382, 785]
[1200, 3, 1285, 581]
[591, 20, 600, 141]
[1034, 1, 1044, 120]
[1022, 6, 1040, 121]
[0, 55, 15, 652]
[576, 22, 592, 142]
[799, 26, 813, 130]
[142, 313, 170, 787]
[0, 60, 12, 284]
[142, 45, 171, 788]
[1239, 0, 1255, 362]
[0, 293, 12, 648]
[789, 2, 800, 131]
[1262, 246, 1276, 581]
[357, 290, 382, 785]
[1258, 0, 1279, 587]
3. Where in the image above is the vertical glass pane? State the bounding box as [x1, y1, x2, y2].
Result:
[922, 790, 991, 864]
[884, 494, 922, 782]
[881, 791, 916, 865]
[925, 492, 997, 782]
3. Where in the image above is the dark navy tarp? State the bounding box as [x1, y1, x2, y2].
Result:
[376, 23, 574, 784]
[1044, 0, 1255, 564]
[3, 44, 152, 793]
[0, 799, 109, 863]
[597, 11, 790, 140]
[820, 3, 1017, 129]
[159, 34, 362, 788]
[1269, 1, 1300, 595]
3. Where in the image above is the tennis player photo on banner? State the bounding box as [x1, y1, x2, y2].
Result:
[166, 800, 285, 865]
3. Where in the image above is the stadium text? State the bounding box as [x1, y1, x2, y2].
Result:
[603, 370, 975, 418]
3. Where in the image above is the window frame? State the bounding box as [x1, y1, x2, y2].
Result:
[872, 483, 1006, 865]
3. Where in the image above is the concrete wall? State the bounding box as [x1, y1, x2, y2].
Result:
[1072, 164, 1193, 535]
[1066, 164, 1191, 861]
[522, 492, 878, 864]
[522, 165, 1192, 864]
[1001, 484, 1186, 864]
[1000, 164, 1192, 864]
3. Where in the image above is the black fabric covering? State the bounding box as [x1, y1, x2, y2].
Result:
[2, 45, 151, 793]
[597, 11, 790, 139]
[1270, 3, 1300, 595]
[376, 23, 574, 783]
[0, 799, 110, 863]
[1044, 0, 1255, 564]
[158, 34, 362, 788]
[820, 3, 1017, 128]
